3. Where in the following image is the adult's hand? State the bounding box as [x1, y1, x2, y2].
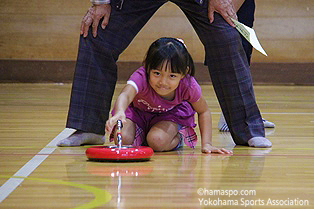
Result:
[208, 0, 237, 27]
[80, 4, 111, 38]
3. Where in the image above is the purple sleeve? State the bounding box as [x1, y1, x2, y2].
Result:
[183, 76, 202, 103]
[127, 67, 147, 93]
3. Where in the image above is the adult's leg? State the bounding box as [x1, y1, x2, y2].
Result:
[217, 0, 255, 132]
[59, 0, 166, 146]
[218, 0, 275, 132]
[175, 0, 271, 147]
[237, 0, 275, 130]
[237, 0, 255, 64]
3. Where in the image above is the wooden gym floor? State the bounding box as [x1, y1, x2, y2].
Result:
[0, 83, 313, 208]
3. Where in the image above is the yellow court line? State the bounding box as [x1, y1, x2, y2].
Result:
[0, 175, 112, 209]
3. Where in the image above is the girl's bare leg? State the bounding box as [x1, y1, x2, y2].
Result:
[146, 121, 180, 152]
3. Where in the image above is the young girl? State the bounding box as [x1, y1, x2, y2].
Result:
[106, 37, 232, 154]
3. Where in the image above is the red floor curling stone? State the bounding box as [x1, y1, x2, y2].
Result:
[86, 120, 154, 162]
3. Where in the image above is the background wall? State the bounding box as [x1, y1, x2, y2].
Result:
[0, 0, 313, 84]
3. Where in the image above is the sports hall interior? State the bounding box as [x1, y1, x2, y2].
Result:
[0, 0, 313, 208]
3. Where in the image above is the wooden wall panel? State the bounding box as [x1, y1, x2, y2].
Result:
[0, 0, 313, 62]
[0, 0, 89, 15]
[254, 18, 313, 40]
[0, 14, 81, 59]
[252, 40, 314, 62]
[0, 0, 87, 60]
[255, 0, 313, 17]
[253, 0, 314, 62]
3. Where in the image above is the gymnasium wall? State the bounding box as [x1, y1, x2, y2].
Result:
[0, 0, 313, 84]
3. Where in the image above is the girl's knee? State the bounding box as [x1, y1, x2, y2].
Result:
[114, 129, 135, 145]
[120, 133, 134, 145]
[146, 133, 168, 152]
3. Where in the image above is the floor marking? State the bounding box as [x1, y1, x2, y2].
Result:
[0, 128, 75, 203]
[211, 112, 314, 115]
[0, 175, 112, 209]
[0, 146, 36, 149]
[1, 147, 314, 157]
[0, 153, 85, 156]
[233, 147, 314, 150]
[157, 153, 314, 158]
[261, 112, 314, 115]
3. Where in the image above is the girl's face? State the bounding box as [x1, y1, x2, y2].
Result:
[148, 62, 185, 100]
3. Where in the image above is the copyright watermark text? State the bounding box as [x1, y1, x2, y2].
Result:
[196, 188, 309, 207]
[197, 188, 256, 197]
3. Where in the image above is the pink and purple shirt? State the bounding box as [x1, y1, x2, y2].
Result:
[127, 66, 202, 114]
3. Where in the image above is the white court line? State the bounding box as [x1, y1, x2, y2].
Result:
[0, 128, 75, 203]
[260, 112, 314, 115]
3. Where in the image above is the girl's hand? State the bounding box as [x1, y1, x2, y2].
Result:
[105, 111, 127, 134]
[202, 144, 233, 154]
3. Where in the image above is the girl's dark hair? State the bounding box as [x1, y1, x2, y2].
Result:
[143, 37, 195, 77]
